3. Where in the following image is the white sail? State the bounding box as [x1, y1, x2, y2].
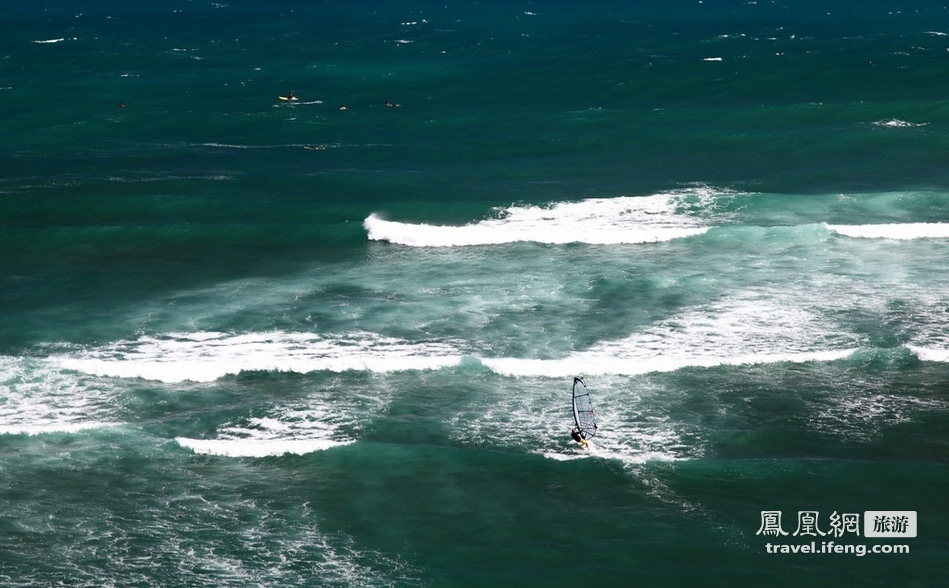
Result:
[571, 377, 598, 440]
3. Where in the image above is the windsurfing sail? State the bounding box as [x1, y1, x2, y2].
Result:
[571, 376, 597, 440]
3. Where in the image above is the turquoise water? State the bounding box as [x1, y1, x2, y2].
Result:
[2, 1, 949, 586]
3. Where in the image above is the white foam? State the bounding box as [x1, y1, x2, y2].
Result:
[33, 38, 66, 44]
[176, 405, 357, 457]
[53, 331, 463, 383]
[0, 355, 120, 436]
[808, 392, 927, 442]
[540, 442, 686, 465]
[484, 297, 859, 377]
[588, 407, 699, 466]
[872, 119, 929, 128]
[365, 191, 724, 247]
[0, 421, 114, 436]
[540, 450, 587, 461]
[483, 349, 855, 378]
[907, 345, 949, 362]
[703, 57, 723, 61]
[825, 222, 949, 240]
[176, 437, 352, 457]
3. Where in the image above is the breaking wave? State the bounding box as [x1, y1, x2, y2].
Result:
[365, 191, 724, 247]
[825, 222, 949, 240]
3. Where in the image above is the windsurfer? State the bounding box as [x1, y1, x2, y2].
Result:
[570, 376, 595, 448]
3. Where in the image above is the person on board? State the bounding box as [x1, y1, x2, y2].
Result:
[571, 427, 588, 448]
[287, 90, 294, 99]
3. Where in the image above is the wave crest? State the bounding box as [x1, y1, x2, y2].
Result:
[825, 222, 949, 240]
[365, 192, 722, 247]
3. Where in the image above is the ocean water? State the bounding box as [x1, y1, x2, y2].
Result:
[2, 1, 949, 586]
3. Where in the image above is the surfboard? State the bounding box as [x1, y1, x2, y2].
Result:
[278, 96, 299, 102]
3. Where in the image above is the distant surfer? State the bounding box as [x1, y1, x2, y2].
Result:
[287, 90, 294, 99]
[118, 102, 125, 108]
[339, 104, 347, 110]
[385, 100, 401, 108]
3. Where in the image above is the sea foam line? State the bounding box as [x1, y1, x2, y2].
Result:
[482, 349, 856, 378]
[872, 119, 928, 128]
[365, 192, 722, 247]
[52, 331, 463, 383]
[50, 291, 861, 384]
[540, 446, 684, 465]
[176, 437, 353, 457]
[51, 318, 861, 384]
[0, 422, 116, 436]
[825, 222, 949, 240]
